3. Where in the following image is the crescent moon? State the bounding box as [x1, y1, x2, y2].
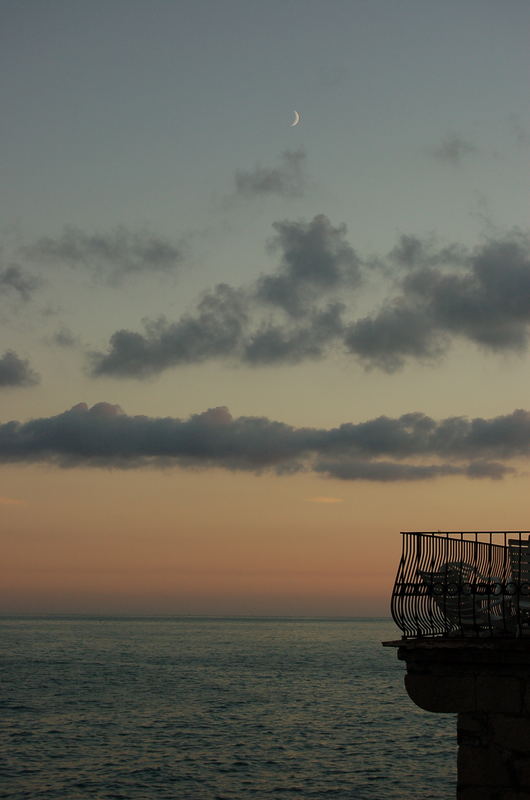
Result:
[290, 110, 300, 127]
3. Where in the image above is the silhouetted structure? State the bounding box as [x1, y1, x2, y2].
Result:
[385, 531, 530, 799]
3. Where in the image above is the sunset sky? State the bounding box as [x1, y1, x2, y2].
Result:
[1, 0, 530, 615]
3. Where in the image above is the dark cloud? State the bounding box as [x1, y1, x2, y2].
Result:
[257, 214, 361, 316]
[405, 232, 530, 350]
[346, 230, 530, 370]
[243, 304, 344, 365]
[0, 351, 39, 387]
[322, 409, 530, 462]
[22, 226, 184, 284]
[91, 284, 248, 377]
[432, 133, 478, 164]
[90, 215, 356, 377]
[89, 221, 530, 377]
[314, 458, 513, 482]
[0, 264, 40, 302]
[0, 403, 526, 481]
[234, 148, 307, 198]
[344, 302, 443, 372]
[466, 460, 513, 480]
[314, 458, 463, 482]
[388, 234, 468, 270]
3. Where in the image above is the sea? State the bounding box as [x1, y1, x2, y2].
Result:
[1, 617, 455, 799]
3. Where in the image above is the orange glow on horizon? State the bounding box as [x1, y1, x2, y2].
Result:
[2, 462, 529, 615]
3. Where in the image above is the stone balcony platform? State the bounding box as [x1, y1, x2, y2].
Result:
[384, 637, 530, 799]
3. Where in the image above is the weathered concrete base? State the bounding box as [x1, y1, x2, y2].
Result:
[384, 638, 530, 799]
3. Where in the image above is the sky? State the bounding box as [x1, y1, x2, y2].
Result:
[1, 0, 530, 615]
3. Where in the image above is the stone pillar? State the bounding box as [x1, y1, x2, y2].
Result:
[384, 638, 530, 799]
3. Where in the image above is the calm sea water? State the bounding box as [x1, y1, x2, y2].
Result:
[1, 618, 455, 799]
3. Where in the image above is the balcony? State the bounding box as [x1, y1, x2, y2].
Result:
[391, 531, 530, 638]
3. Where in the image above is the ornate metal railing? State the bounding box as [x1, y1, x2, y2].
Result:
[391, 531, 530, 638]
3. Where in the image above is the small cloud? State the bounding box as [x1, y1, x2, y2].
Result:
[49, 327, 80, 348]
[466, 460, 514, 480]
[22, 225, 185, 285]
[306, 496, 344, 504]
[0, 264, 41, 302]
[0, 351, 40, 387]
[432, 133, 478, 165]
[0, 496, 23, 505]
[234, 149, 307, 198]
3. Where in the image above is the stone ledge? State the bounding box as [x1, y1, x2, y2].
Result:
[384, 637, 530, 652]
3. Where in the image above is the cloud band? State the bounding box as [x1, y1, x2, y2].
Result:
[0, 402, 524, 482]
